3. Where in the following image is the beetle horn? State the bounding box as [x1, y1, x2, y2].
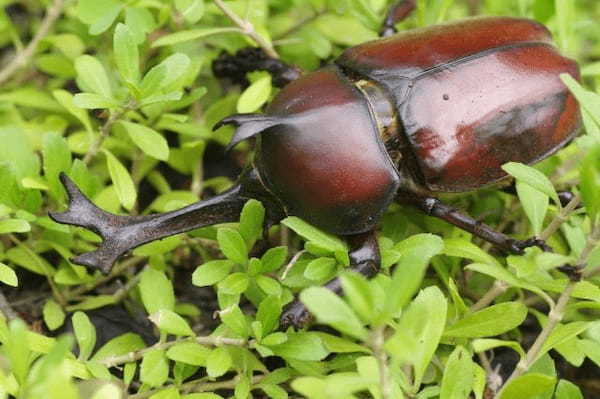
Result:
[50, 172, 250, 274]
[214, 113, 287, 151]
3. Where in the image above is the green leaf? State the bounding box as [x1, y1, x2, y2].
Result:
[104, 150, 137, 210]
[43, 299, 65, 331]
[315, 14, 377, 46]
[237, 74, 272, 113]
[218, 272, 249, 295]
[92, 333, 146, 361]
[555, 380, 583, 399]
[75, 55, 113, 98]
[140, 53, 191, 97]
[472, 339, 525, 359]
[385, 286, 447, 387]
[380, 234, 444, 322]
[0, 263, 18, 287]
[76, 0, 122, 34]
[282, 216, 347, 254]
[444, 302, 528, 338]
[114, 23, 140, 84]
[149, 309, 194, 336]
[443, 238, 500, 266]
[269, 332, 329, 361]
[192, 260, 235, 287]
[340, 272, 374, 324]
[73, 93, 119, 109]
[118, 121, 169, 161]
[141, 350, 169, 387]
[256, 296, 281, 335]
[175, 0, 205, 24]
[440, 346, 473, 399]
[167, 342, 211, 366]
[538, 321, 590, 361]
[152, 28, 240, 47]
[139, 267, 175, 314]
[300, 286, 367, 340]
[516, 181, 548, 235]
[219, 304, 250, 337]
[43, 132, 71, 200]
[239, 199, 265, 247]
[498, 373, 556, 399]
[303, 257, 336, 281]
[72, 311, 96, 361]
[6, 319, 32, 384]
[579, 148, 600, 222]
[125, 7, 156, 44]
[217, 228, 248, 265]
[260, 246, 288, 273]
[0, 218, 30, 234]
[502, 162, 559, 206]
[206, 347, 232, 378]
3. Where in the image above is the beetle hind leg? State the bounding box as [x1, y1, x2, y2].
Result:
[280, 231, 380, 329]
[400, 192, 551, 255]
[380, 0, 417, 37]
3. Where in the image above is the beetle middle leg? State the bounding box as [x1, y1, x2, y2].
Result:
[400, 193, 551, 254]
[280, 231, 380, 329]
[212, 47, 301, 88]
[380, 0, 417, 37]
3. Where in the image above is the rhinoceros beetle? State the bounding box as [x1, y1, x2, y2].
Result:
[50, 1, 581, 328]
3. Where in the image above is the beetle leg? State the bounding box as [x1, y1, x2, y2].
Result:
[280, 231, 380, 329]
[380, 0, 417, 37]
[50, 168, 283, 275]
[212, 47, 302, 88]
[401, 194, 550, 255]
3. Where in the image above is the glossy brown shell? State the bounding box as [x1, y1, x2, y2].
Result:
[337, 17, 581, 192]
[256, 66, 400, 234]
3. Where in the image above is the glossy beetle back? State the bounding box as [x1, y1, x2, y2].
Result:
[255, 66, 400, 234]
[338, 16, 580, 192]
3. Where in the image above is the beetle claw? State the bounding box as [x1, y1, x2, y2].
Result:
[506, 237, 552, 255]
[280, 301, 313, 329]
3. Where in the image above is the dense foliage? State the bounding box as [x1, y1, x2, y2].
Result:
[1, 0, 600, 398]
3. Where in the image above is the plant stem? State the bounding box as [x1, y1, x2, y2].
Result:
[539, 194, 581, 241]
[0, 0, 65, 85]
[470, 280, 508, 312]
[101, 335, 247, 368]
[213, 0, 279, 59]
[129, 374, 266, 399]
[496, 224, 600, 396]
[83, 103, 135, 164]
[371, 326, 391, 399]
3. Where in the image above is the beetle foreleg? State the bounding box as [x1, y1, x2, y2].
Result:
[380, 0, 417, 37]
[212, 47, 301, 88]
[402, 194, 550, 255]
[280, 231, 380, 329]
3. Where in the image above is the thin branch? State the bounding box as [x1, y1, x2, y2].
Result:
[539, 194, 581, 241]
[213, 0, 279, 59]
[83, 102, 135, 164]
[129, 374, 266, 399]
[470, 281, 508, 312]
[370, 326, 391, 399]
[101, 335, 247, 368]
[0, 0, 66, 85]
